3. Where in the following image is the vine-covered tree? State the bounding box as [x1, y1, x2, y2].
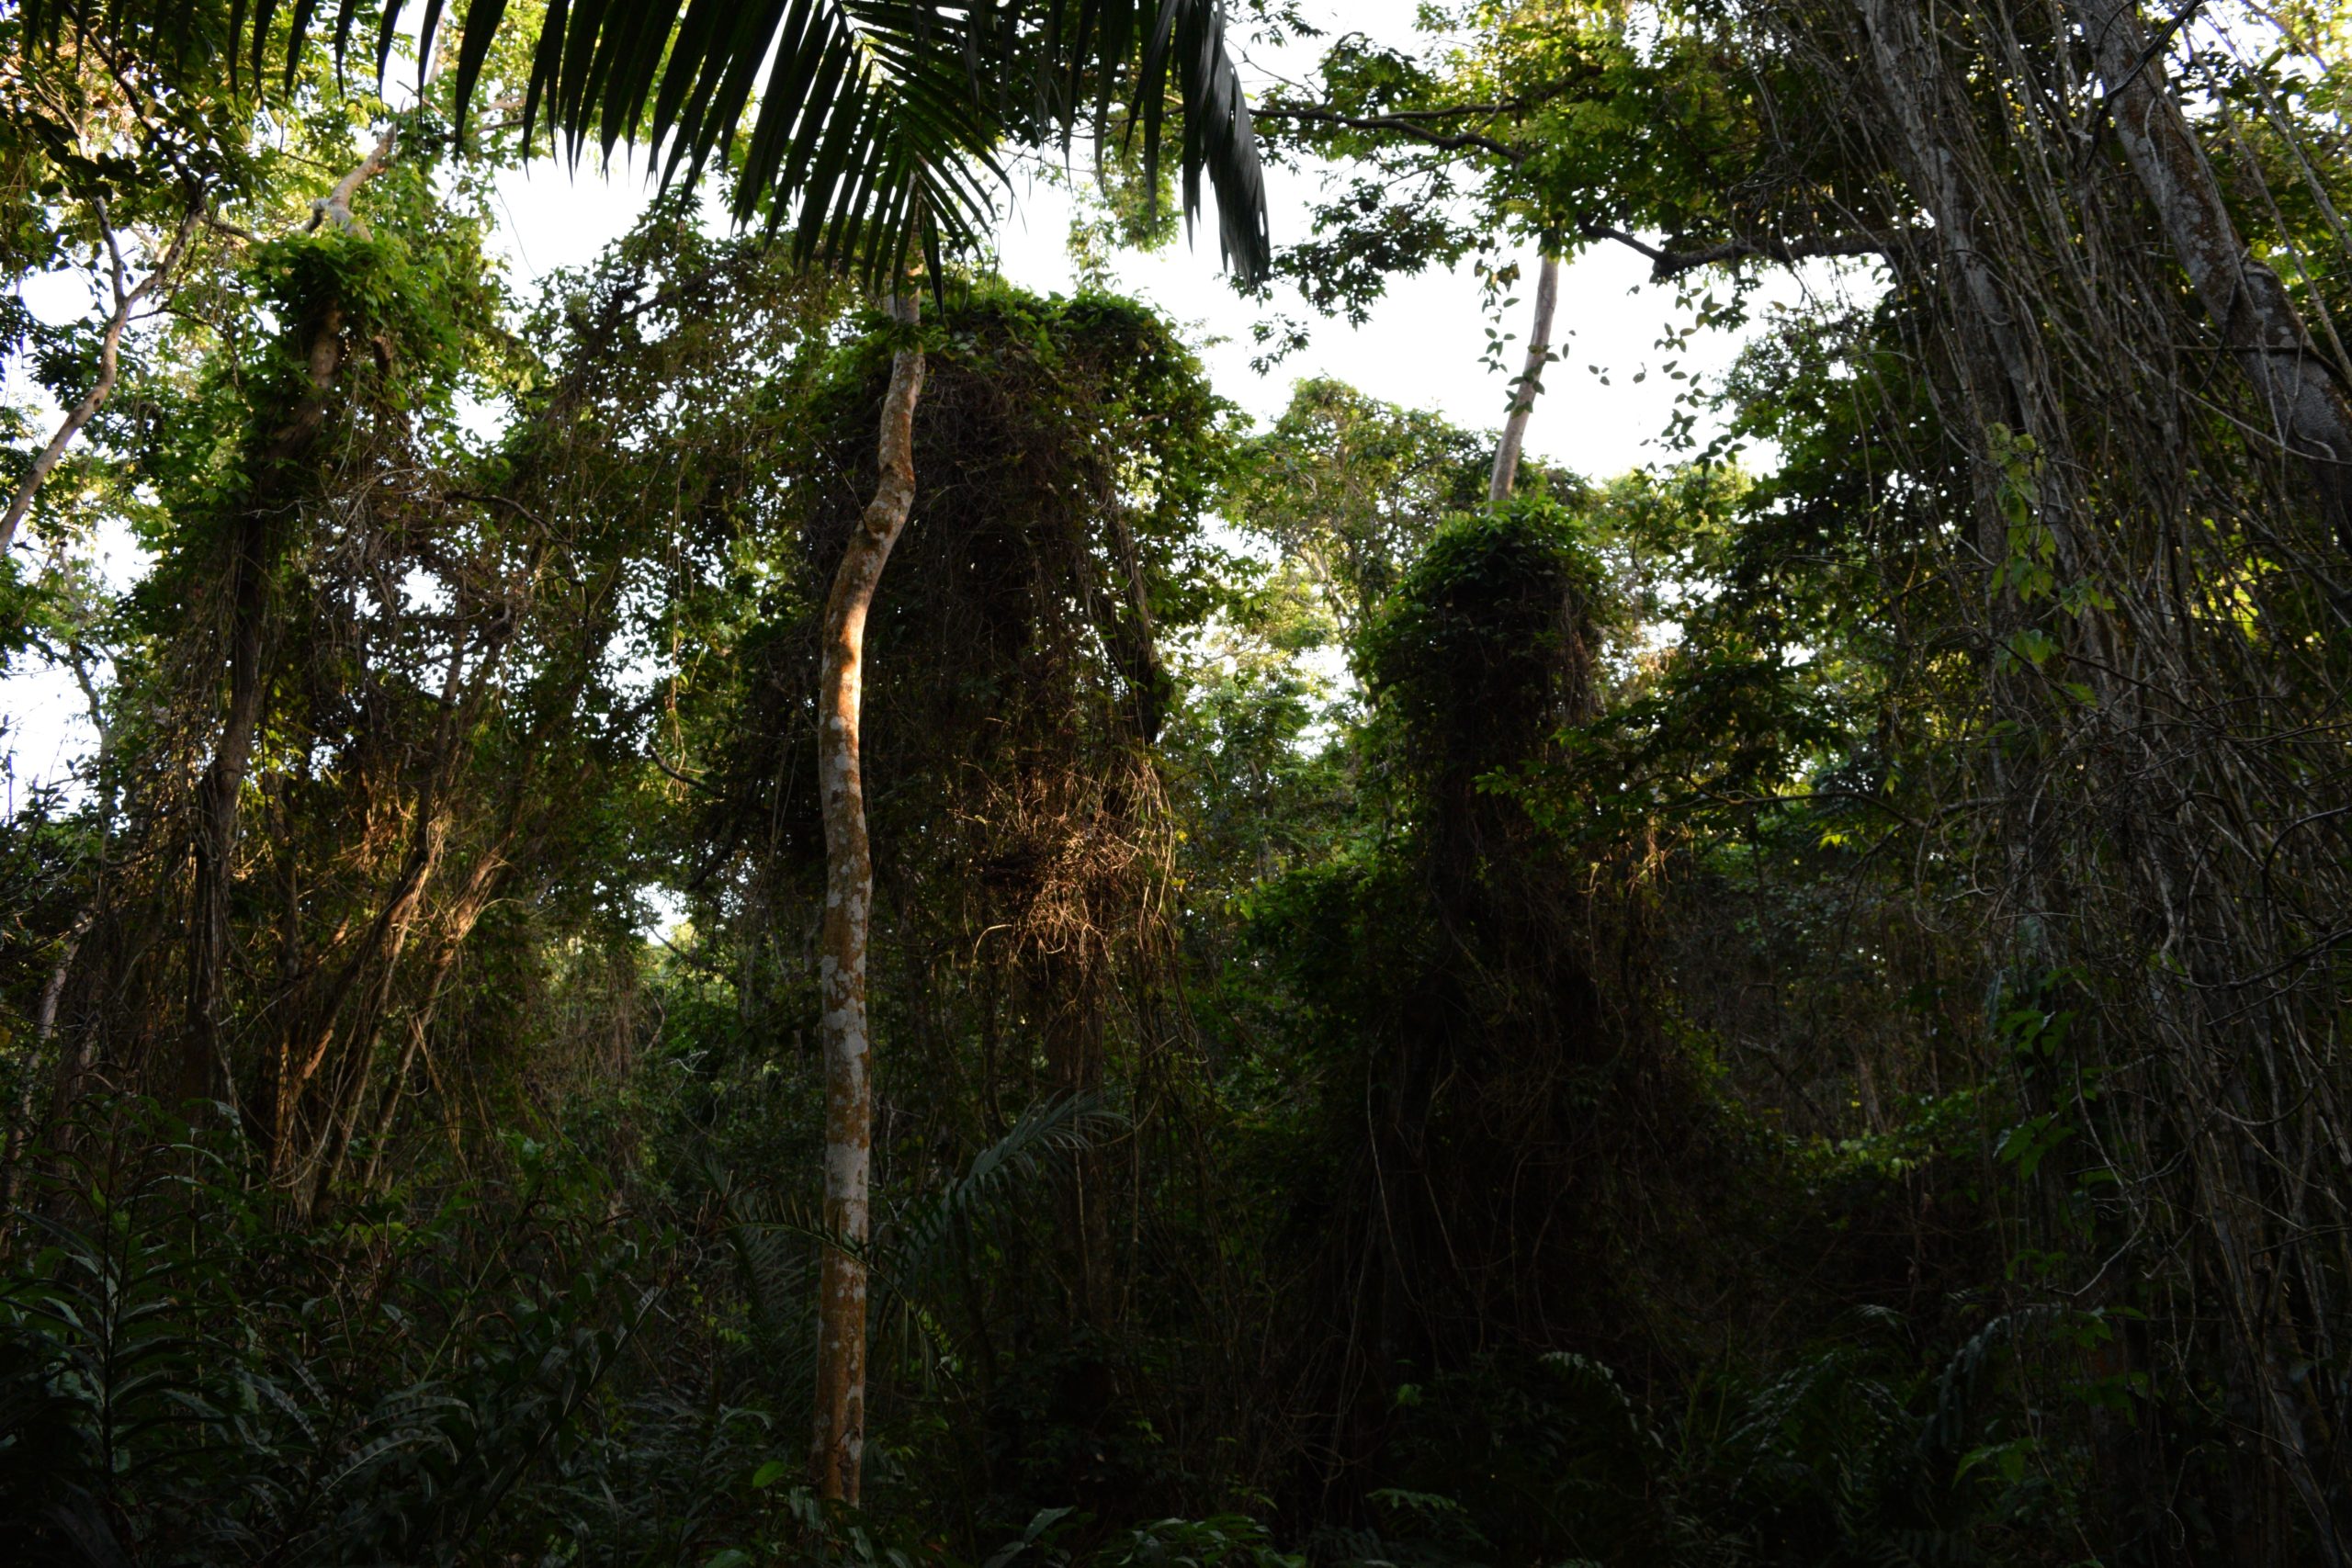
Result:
[5, 2, 2352, 1563]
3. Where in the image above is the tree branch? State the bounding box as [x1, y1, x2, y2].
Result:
[1252, 103, 1523, 162]
[1256, 104, 1902, 282]
[1576, 222, 1902, 281]
[307, 128, 398, 237]
[1, 203, 203, 554]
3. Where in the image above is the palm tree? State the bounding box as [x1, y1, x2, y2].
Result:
[27, 0, 1271, 1506]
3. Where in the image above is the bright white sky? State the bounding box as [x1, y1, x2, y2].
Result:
[479, 0, 1825, 471]
[4, 0, 1872, 800]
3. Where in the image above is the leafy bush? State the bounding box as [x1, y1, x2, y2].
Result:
[0, 1105, 658, 1565]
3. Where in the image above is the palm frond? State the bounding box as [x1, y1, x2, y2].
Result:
[882, 1089, 1122, 1283]
[28, 0, 1272, 288]
[1136, 1, 1270, 288]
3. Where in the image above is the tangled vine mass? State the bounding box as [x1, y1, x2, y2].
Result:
[2, 3, 2351, 1564]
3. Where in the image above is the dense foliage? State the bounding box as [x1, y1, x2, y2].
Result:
[5, 2, 2352, 1563]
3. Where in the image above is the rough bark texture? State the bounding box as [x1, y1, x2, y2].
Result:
[1861, 0, 2052, 438]
[2068, 0, 2352, 550]
[1489, 253, 1559, 504]
[811, 297, 925, 1506]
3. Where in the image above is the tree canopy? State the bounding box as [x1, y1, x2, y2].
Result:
[4, 2, 2352, 1562]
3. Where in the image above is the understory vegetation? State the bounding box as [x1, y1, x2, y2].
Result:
[4, 1, 2351, 1563]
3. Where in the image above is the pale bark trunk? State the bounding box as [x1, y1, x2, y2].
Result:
[2068, 0, 2352, 549]
[1855, 0, 2098, 623]
[1860, 0, 2050, 436]
[0, 207, 199, 555]
[810, 297, 924, 1506]
[1489, 253, 1559, 503]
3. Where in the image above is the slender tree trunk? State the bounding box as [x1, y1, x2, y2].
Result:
[810, 296, 924, 1507]
[0, 908, 92, 1242]
[1489, 253, 1559, 503]
[0, 206, 199, 555]
[2067, 0, 2352, 550]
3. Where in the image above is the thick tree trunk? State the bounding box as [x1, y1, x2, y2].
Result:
[1488, 253, 1559, 503]
[810, 297, 924, 1507]
[181, 126, 395, 1112]
[1860, 0, 2052, 440]
[2067, 0, 2352, 550]
[183, 307, 345, 1109]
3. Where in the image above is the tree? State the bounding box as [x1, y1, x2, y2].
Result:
[808, 294, 921, 1504]
[1226, 378, 1495, 641]
[28, 0, 1272, 1510]
[2064, 0, 2352, 550]
[1487, 251, 1558, 503]
[1246, 3, 2352, 1551]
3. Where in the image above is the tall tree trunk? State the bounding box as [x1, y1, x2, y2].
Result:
[1488, 252, 1559, 503]
[810, 296, 924, 1507]
[181, 126, 394, 1111]
[183, 307, 345, 1108]
[1860, 0, 2053, 442]
[2067, 0, 2352, 551]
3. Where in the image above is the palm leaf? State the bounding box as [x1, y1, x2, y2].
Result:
[881, 1089, 1122, 1284]
[27, 0, 1272, 288]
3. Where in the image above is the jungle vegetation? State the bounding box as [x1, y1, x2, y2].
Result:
[2, 2, 2350, 1563]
